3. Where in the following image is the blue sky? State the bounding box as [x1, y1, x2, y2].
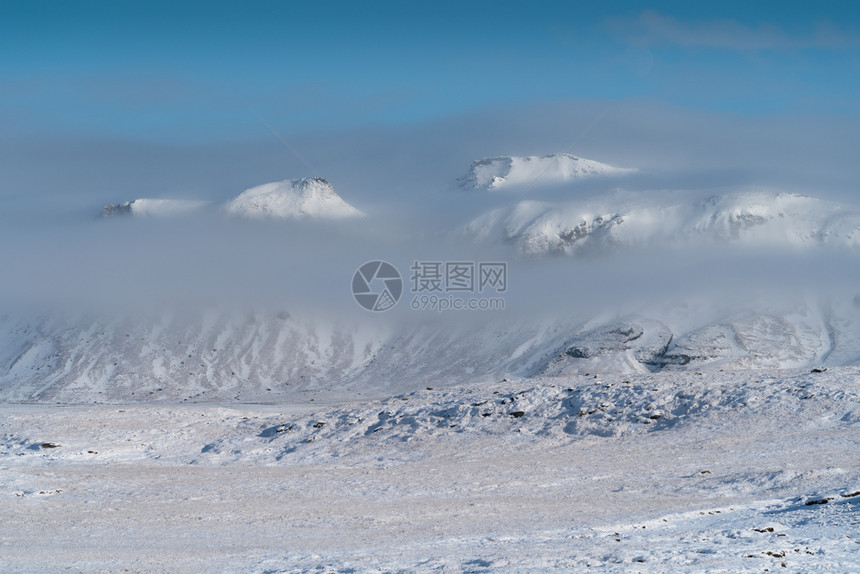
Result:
[2, 0, 859, 143]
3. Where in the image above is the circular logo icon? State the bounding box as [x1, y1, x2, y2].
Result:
[352, 261, 402, 312]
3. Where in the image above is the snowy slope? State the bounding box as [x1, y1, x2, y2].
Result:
[2, 368, 859, 572]
[0, 310, 390, 404]
[223, 177, 362, 219]
[459, 153, 634, 190]
[3, 293, 860, 403]
[542, 306, 839, 376]
[465, 190, 860, 255]
[101, 198, 209, 217]
[0, 310, 585, 404]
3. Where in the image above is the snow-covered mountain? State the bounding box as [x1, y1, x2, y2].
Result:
[101, 198, 209, 217]
[100, 177, 361, 221]
[459, 153, 634, 191]
[3, 292, 860, 403]
[223, 177, 362, 220]
[7, 166, 860, 405]
[465, 190, 860, 256]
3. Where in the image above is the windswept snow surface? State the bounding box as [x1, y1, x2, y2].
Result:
[1, 368, 859, 572]
[459, 153, 634, 191]
[223, 177, 362, 219]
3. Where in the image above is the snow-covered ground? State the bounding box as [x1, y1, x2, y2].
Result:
[1, 367, 858, 572]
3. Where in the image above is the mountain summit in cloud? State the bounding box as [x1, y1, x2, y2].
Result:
[459, 153, 634, 191]
[101, 177, 362, 221]
[223, 177, 363, 220]
[101, 198, 209, 217]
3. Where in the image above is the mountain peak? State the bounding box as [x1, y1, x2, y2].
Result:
[459, 153, 634, 191]
[223, 177, 362, 220]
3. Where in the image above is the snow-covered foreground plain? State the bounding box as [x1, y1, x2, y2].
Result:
[2, 368, 859, 572]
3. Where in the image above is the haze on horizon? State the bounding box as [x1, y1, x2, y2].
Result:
[1, 0, 859, 318]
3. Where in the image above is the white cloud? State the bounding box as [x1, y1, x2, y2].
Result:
[609, 11, 859, 51]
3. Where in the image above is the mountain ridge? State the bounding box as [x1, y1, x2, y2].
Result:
[464, 190, 860, 256]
